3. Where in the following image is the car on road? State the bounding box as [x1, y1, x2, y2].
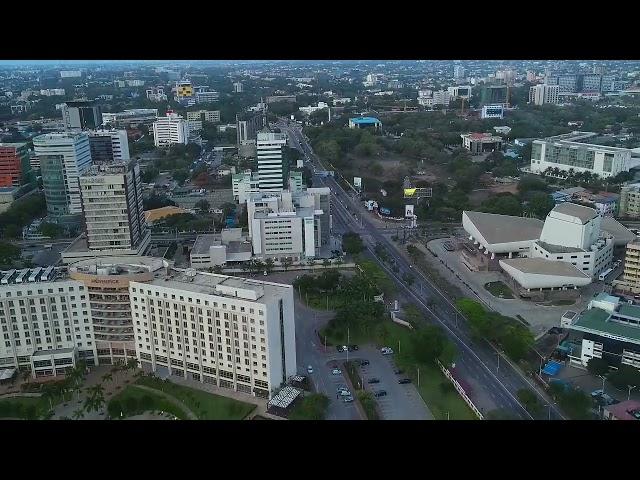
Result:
[337, 386, 349, 393]
[367, 378, 380, 384]
[380, 347, 394, 355]
[336, 346, 346, 352]
[338, 389, 352, 397]
[394, 369, 404, 375]
[331, 368, 342, 375]
[343, 395, 354, 403]
[360, 360, 370, 367]
[398, 378, 412, 384]
[307, 365, 313, 374]
[374, 390, 387, 398]
[348, 345, 359, 351]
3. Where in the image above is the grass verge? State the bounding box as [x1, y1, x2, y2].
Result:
[108, 385, 190, 419]
[136, 376, 255, 420]
[484, 281, 514, 299]
[357, 391, 380, 420]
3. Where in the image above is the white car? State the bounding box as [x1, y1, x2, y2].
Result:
[381, 347, 394, 355]
[307, 365, 313, 374]
[339, 389, 352, 397]
[331, 368, 342, 375]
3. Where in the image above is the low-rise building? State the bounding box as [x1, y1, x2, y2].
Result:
[187, 110, 220, 123]
[348, 117, 382, 131]
[481, 104, 504, 119]
[460, 133, 503, 155]
[190, 229, 253, 268]
[561, 293, 640, 371]
[619, 183, 640, 218]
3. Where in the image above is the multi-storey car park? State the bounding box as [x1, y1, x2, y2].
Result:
[129, 269, 297, 398]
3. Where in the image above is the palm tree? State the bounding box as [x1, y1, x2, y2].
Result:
[101, 372, 113, 383]
[41, 384, 56, 411]
[84, 383, 106, 413]
[264, 258, 275, 274]
[282, 257, 293, 272]
[71, 408, 85, 420]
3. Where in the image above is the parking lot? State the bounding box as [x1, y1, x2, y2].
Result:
[335, 345, 433, 420]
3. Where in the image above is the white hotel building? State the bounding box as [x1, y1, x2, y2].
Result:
[0, 267, 97, 377]
[130, 270, 297, 398]
[257, 132, 287, 191]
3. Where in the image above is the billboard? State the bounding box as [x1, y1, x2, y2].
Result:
[379, 207, 391, 215]
[405, 205, 414, 218]
[354, 177, 362, 189]
[403, 187, 433, 199]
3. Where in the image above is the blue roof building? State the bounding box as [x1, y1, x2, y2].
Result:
[348, 117, 382, 131]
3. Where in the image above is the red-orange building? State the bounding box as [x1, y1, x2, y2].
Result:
[0, 142, 33, 187]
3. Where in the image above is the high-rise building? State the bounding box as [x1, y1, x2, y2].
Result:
[195, 91, 219, 104]
[582, 73, 602, 93]
[453, 65, 465, 79]
[480, 85, 507, 105]
[61, 100, 103, 130]
[0, 142, 34, 187]
[33, 132, 92, 222]
[528, 84, 560, 105]
[130, 270, 297, 398]
[256, 132, 287, 191]
[152, 112, 189, 147]
[79, 162, 148, 255]
[87, 129, 130, 164]
[620, 241, 640, 293]
[68, 256, 166, 365]
[236, 112, 266, 146]
[40, 155, 70, 220]
[0, 267, 97, 376]
[233, 81, 243, 93]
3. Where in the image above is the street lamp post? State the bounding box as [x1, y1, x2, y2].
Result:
[496, 352, 500, 373]
[417, 367, 420, 387]
[628, 385, 637, 401]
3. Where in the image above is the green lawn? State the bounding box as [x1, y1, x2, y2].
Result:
[0, 396, 49, 419]
[357, 391, 380, 420]
[136, 376, 255, 420]
[357, 258, 396, 296]
[484, 281, 514, 299]
[108, 385, 190, 419]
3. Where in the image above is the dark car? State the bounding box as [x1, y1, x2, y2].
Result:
[398, 378, 412, 385]
[367, 378, 380, 384]
[374, 390, 387, 398]
[349, 345, 359, 351]
[336, 346, 345, 352]
[360, 360, 370, 367]
[394, 369, 404, 375]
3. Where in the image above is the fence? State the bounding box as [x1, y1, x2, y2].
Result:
[437, 359, 484, 420]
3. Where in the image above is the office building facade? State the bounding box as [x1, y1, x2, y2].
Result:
[528, 84, 560, 105]
[87, 129, 130, 164]
[530, 132, 632, 178]
[187, 110, 221, 123]
[256, 132, 287, 191]
[152, 112, 189, 147]
[33, 132, 93, 222]
[130, 270, 297, 398]
[619, 184, 640, 218]
[102, 109, 158, 128]
[79, 162, 148, 254]
[0, 142, 33, 188]
[62, 100, 103, 130]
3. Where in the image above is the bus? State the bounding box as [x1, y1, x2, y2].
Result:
[599, 267, 614, 282]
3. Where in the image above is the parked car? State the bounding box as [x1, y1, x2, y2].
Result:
[398, 378, 412, 384]
[336, 346, 346, 352]
[367, 378, 380, 384]
[348, 345, 359, 351]
[307, 365, 313, 374]
[339, 389, 352, 397]
[374, 390, 387, 398]
[394, 369, 404, 375]
[343, 395, 354, 403]
[331, 368, 342, 375]
[381, 347, 394, 355]
[360, 360, 370, 367]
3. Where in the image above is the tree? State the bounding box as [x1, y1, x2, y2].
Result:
[195, 199, 210, 214]
[108, 399, 123, 419]
[342, 232, 364, 255]
[281, 257, 293, 272]
[586, 357, 609, 377]
[173, 169, 189, 186]
[322, 259, 331, 269]
[84, 383, 106, 413]
[608, 364, 640, 390]
[124, 396, 139, 415]
[526, 192, 555, 219]
[402, 272, 415, 286]
[289, 393, 330, 420]
[101, 372, 113, 383]
[38, 222, 63, 239]
[411, 326, 457, 366]
[264, 258, 275, 274]
[517, 388, 542, 416]
[0, 242, 20, 267]
[72, 408, 85, 420]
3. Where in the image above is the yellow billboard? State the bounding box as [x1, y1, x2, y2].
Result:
[404, 188, 417, 197]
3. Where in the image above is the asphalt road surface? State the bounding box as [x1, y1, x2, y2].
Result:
[279, 119, 564, 420]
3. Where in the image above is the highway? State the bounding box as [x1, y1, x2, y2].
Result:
[279, 119, 565, 420]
